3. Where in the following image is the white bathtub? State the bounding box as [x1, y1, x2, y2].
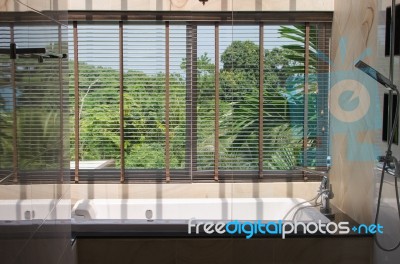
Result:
[72, 198, 329, 223]
[0, 199, 70, 221]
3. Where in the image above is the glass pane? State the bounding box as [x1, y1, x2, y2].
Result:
[123, 22, 166, 170]
[169, 24, 187, 170]
[219, 25, 259, 171]
[263, 25, 304, 170]
[196, 25, 215, 171]
[76, 23, 120, 172]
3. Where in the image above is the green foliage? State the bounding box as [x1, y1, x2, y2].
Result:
[67, 29, 319, 171]
[263, 124, 302, 170]
[124, 143, 165, 168]
[0, 26, 323, 174]
[18, 109, 61, 169]
[218, 40, 300, 168]
[221, 40, 259, 81]
[0, 110, 12, 168]
[220, 41, 259, 100]
[279, 25, 318, 74]
[279, 25, 321, 167]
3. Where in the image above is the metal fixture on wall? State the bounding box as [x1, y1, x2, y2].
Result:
[355, 59, 400, 252]
[199, 0, 208, 5]
[294, 166, 334, 219]
[0, 43, 67, 63]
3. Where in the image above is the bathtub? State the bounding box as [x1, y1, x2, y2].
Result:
[0, 198, 71, 242]
[72, 198, 331, 237]
[0, 199, 70, 222]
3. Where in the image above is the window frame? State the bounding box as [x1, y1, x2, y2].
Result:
[69, 12, 332, 183]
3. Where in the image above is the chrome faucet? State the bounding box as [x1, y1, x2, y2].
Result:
[294, 166, 335, 220]
[378, 154, 400, 178]
[319, 175, 334, 220]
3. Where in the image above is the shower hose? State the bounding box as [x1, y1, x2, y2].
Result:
[375, 91, 400, 251]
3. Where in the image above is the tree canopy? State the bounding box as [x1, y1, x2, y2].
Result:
[0, 25, 322, 173]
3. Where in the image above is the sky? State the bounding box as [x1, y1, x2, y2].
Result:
[1, 23, 296, 75]
[67, 23, 294, 74]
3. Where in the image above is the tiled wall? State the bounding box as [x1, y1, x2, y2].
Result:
[0, 1, 72, 263]
[330, 0, 378, 224]
[331, 0, 400, 262]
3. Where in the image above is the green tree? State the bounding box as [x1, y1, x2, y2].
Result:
[0, 103, 12, 168]
[219, 40, 297, 169]
[68, 34, 315, 171]
[220, 41, 259, 101]
[279, 25, 321, 167]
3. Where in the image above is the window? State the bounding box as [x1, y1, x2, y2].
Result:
[69, 19, 331, 182]
[0, 22, 68, 183]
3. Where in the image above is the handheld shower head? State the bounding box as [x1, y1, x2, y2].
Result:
[355, 60, 397, 90]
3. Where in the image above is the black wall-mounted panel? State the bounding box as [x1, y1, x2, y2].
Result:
[383, 93, 398, 144]
[385, 5, 400, 56]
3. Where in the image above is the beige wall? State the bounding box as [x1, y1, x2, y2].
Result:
[0, 0, 68, 11]
[69, 182, 321, 204]
[1, 0, 334, 12]
[0, 182, 321, 205]
[0, 0, 334, 11]
[67, 0, 334, 12]
[330, 0, 378, 224]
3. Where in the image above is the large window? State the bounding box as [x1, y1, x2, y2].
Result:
[69, 20, 331, 182]
[0, 23, 68, 183]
